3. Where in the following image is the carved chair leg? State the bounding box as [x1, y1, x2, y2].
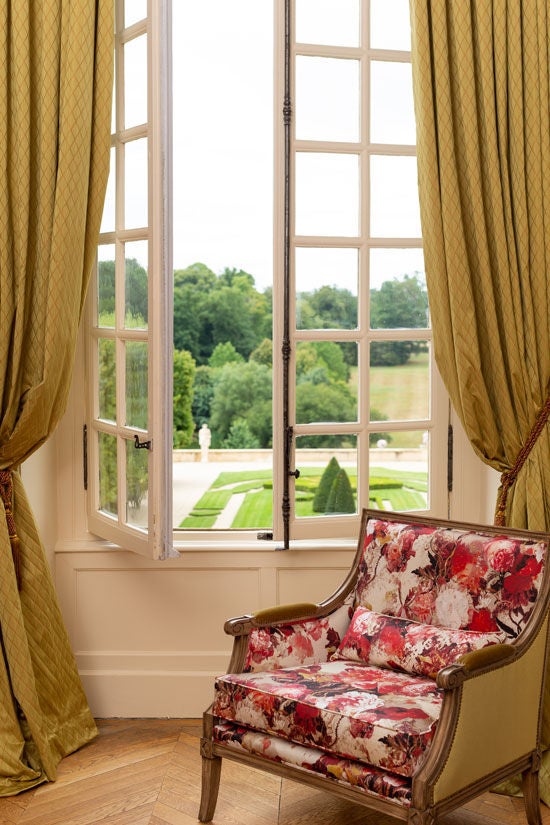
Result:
[199, 750, 222, 822]
[522, 766, 543, 825]
[408, 808, 436, 824]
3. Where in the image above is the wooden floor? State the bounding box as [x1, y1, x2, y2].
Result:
[1, 719, 549, 825]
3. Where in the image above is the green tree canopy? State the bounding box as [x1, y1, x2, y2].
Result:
[208, 341, 244, 368]
[370, 275, 428, 366]
[208, 361, 272, 447]
[173, 349, 196, 448]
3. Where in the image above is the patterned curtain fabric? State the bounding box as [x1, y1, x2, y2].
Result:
[0, 0, 113, 795]
[410, 0, 550, 799]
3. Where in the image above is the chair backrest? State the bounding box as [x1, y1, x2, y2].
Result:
[354, 513, 548, 638]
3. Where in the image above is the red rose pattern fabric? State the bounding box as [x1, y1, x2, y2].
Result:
[332, 607, 504, 679]
[355, 520, 546, 637]
[243, 599, 353, 673]
[213, 660, 442, 777]
[213, 720, 412, 805]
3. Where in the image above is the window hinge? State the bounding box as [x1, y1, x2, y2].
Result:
[83, 424, 88, 490]
[134, 434, 152, 450]
[447, 424, 453, 492]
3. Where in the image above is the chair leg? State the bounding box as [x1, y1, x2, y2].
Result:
[522, 766, 543, 825]
[198, 751, 222, 823]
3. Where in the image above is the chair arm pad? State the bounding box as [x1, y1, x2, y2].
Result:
[252, 602, 318, 625]
[436, 643, 516, 689]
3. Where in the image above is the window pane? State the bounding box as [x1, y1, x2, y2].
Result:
[295, 342, 358, 424]
[296, 0, 360, 47]
[126, 438, 148, 528]
[370, 155, 421, 237]
[125, 0, 147, 28]
[296, 153, 359, 237]
[98, 339, 117, 421]
[100, 147, 116, 234]
[125, 341, 148, 429]
[369, 431, 429, 511]
[294, 436, 358, 518]
[296, 248, 358, 330]
[125, 241, 148, 329]
[124, 35, 148, 129]
[370, 248, 425, 291]
[125, 138, 148, 230]
[370, 274, 428, 330]
[370, 343, 430, 421]
[98, 245, 116, 326]
[370, 0, 411, 51]
[371, 61, 415, 144]
[98, 431, 118, 516]
[296, 56, 360, 143]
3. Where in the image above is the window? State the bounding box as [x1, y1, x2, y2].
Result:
[87, 0, 448, 554]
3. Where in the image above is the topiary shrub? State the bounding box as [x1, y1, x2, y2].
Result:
[325, 468, 355, 514]
[312, 457, 341, 512]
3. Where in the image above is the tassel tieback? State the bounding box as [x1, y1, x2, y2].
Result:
[0, 470, 22, 590]
[495, 394, 550, 527]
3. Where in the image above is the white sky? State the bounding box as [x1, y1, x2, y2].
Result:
[171, 0, 419, 293]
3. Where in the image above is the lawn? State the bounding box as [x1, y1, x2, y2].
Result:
[179, 465, 428, 529]
[368, 352, 430, 449]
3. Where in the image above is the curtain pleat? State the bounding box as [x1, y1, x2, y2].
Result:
[0, 0, 113, 795]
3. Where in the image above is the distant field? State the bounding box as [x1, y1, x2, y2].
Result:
[179, 465, 428, 529]
[368, 352, 430, 449]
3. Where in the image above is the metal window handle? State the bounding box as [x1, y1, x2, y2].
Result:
[134, 435, 152, 450]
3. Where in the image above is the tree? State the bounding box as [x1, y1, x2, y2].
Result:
[296, 341, 350, 383]
[208, 341, 244, 368]
[312, 457, 341, 513]
[370, 275, 429, 367]
[325, 468, 355, 514]
[295, 383, 356, 446]
[98, 258, 148, 326]
[222, 419, 260, 449]
[191, 366, 215, 428]
[173, 349, 196, 448]
[209, 361, 272, 446]
[250, 338, 272, 366]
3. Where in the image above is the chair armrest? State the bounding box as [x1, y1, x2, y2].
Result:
[224, 602, 319, 636]
[436, 643, 516, 689]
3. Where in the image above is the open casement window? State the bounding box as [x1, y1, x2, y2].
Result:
[274, 0, 448, 542]
[87, 0, 173, 559]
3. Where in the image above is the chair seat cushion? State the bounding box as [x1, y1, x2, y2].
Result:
[332, 606, 504, 679]
[213, 660, 442, 777]
[213, 720, 412, 806]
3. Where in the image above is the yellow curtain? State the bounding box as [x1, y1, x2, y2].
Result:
[0, 0, 113, 795]
[410, 0, 550, 801]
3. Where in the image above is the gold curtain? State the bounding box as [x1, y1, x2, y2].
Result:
[0, 0, 113, 795]
[410, 0, 550, 801]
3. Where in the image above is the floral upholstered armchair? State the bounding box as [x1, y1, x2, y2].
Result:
[199, 509, 550, 825]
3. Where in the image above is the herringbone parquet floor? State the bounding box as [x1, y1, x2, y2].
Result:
[0, 719, 549, 825]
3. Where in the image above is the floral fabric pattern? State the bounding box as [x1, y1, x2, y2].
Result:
[213, 660, 442, 777]
[355, 519, 546, 637]
[213, 720, 412, 806]
[243, 599, 353, 673]
[332, 607, 504, 679]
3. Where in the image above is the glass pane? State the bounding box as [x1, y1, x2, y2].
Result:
[296, 0, 360, 47]
[98, 339, 117, 421]
[370, 342, 430, 420]
[370, 155, 421, 237]
[295, 342, 358, 424]
[126, 438, 149, 528]
[296, 56, 360, 143]
[296, 153, 359, 237]
[370, 0, 411, 51]
[369, 430, 429, 511]
[98, 431, 118, 516]
[125, 341, 148, 429]
[294, 436, 358, 518]
[370, 247, 425, 291]
[100, 147, 116, 234]
[125, 138, 148, 230]
[124, 35, 148, 129]
[98, 245, 116, 326]
[296, 248, 358, 330]
[125, 241, 148, 329]
[371, 61, 415, 144]
[125, 0, 147, 28]
[370, 275, 428, 330]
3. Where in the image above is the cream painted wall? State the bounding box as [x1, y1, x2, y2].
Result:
[21, 337, 499, 718]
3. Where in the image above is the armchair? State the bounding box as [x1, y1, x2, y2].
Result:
[199, 509, 550, 824]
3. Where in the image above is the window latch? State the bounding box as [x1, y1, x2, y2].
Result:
[289, 468, 300, 478]
[134, 434, 152, 450]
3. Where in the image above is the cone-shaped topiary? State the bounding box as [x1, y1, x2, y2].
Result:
[325, 468, 355, 514]
[312, 457, 341, 512]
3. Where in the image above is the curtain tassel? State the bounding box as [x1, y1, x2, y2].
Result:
[495, 394, 550, 527]
[0, 470, 22, 590]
